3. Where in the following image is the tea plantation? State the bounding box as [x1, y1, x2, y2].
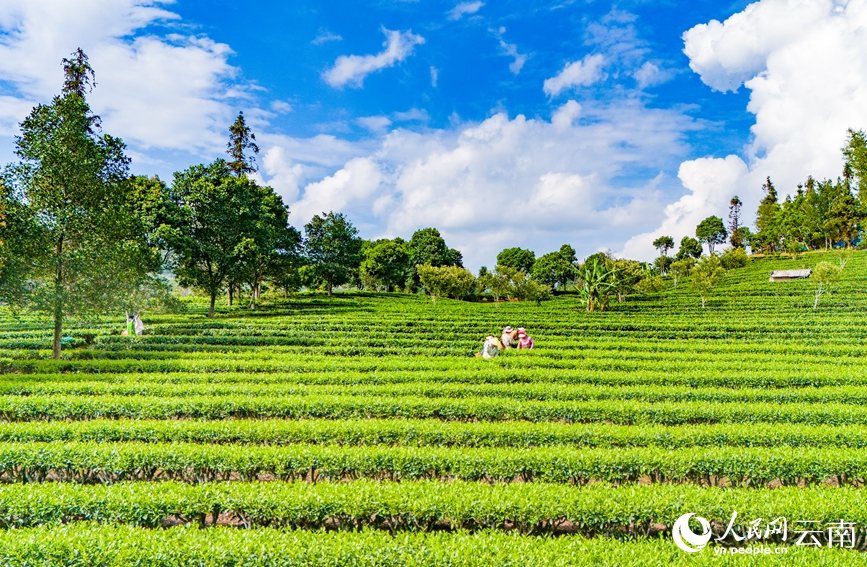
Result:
[1, 250, 867, 566]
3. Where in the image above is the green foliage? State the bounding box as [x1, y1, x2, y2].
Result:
[575, 254, 617, 312]
[304, 212, 362, 295]
[4, 250, 867, 561]
[728, 196, 744, 248]
[611, 259, 647, 301]
[669, 257, 694, 287]
[695, 215, 727, 255]
[226, 111, 259, 176]
[531, 246, 577, 291]
[691, 254, 724, 308]
[506, 269, 551, 304]
[0, 50, 156, 358]
[653, 255, 672, 275]
[843, 128, 867, 201]
[496, 247, 536, 273]
[406, 228, 462, 289]
[416, 264, 476, 302]
[360, 239, 411, 292]
[812, 261, 842, 308]
[719, 247, 749, 270]
[675, 236, 702, 260]
[652, 235, 674, 256]
[159, 161, 254, 316]
[233, 185, 301, 309]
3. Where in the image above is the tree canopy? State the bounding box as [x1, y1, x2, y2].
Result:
[304, 212, 363, 295]
[695, 216, 727, 255]
[496, 247, 536, 273]
[0, 49, 156, 358]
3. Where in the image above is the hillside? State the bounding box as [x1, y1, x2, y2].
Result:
[0, 249, 866, 565]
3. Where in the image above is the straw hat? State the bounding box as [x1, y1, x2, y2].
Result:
[503, 326, 513, 333]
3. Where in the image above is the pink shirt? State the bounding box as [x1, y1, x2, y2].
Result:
[517, 336, 534, 349]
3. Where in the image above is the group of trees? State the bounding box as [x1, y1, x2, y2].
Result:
[654, 129, 867, 271]
[752, 147, 866, 253]
[0, 50, 474, 356]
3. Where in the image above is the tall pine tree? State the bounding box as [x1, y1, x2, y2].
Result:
[227, 112, 259, 176]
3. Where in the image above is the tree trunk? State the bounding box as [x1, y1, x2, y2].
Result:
[250, 283, 256, 310]
[327, 278, 333, 296]
[52, 235, 64, 359]
[228, 286, 233, 307]
[701, 296, 705, 309]
[814, 286, 822, 309]
[208, 292, 216, 318]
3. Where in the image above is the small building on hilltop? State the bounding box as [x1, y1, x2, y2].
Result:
[769, 269, 812, 282]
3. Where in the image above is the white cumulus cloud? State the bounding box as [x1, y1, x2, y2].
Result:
[543, 54, 606, 96]
[259, 99, 694, 268]
[628, 0, 867, 260]
[0, 0, 243, 160]
[290, 157, 383, 225]
[323, 28, 425, 88]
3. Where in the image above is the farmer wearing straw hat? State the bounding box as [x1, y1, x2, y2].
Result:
[501, 326, 517, 349]
[476, 335, 504, 359]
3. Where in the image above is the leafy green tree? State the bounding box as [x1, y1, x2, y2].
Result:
[612, 258, 647, 302]
[843, 128, 867, 201]
[825, 183, 864, 247]
[477, 267, 511, 304]
[654, 255, 673, 276]
[227, 111, 259, 176]
[559, 244, 577, 264]
[304, 212, 363, 295]
[675, 236, 702, 260]
[695, 216, 727, 255]
[159, 160, 255, 317]
[417, 264, 476, 302]
[234, 186, 301, 309]
[0, 49, 157, 358]
[652, 236, 675, 256]
[531, 246, 578, 292]
[755, 177, 782, 253]
[691, 254, 724, 309]
[406, 228, 462, 288]
[360, 238, 411, 291]
[812, 261, 842, 308]
[496, 247, 536, 273]
[509, 269, 551, 304]
[669, 257, 695, 287]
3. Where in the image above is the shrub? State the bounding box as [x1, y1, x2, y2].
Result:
[417, 265, 476, 302]
[719, 247, 749, 270]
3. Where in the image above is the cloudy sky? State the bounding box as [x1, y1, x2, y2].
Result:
[0, 0, 865, 268]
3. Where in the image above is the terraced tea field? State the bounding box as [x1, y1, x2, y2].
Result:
[1, 250, 867, 566]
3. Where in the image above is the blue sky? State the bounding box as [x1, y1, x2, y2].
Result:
[0, 0, 864, 267]
[165, 0, 751, 144]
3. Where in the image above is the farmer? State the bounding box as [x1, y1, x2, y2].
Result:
[517, 328, 534, 350]
[134, 314, 145, 336]
[501, 326, 517, 349]
[477, 335, 504, 359]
